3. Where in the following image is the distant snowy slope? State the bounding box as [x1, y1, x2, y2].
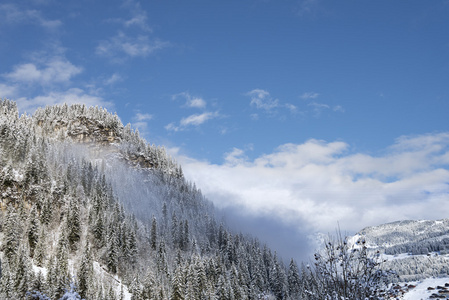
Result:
[354, 219, 449, 254]
[349, 219, 449, 282]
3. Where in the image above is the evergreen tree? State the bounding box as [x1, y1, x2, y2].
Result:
[271, 255, 288, 300]
[287, 259, 301, 298]
[171, 266, 185, 300]
[125, 224, 138, 263]
[3, 205, 20, 261]
[68, 197, 81, 250]
[27, 205, 40, 255]
[0, 258, 14, 299]
[34, 228, 46, 267]
[55, 231, 70, 299]
[15, 244, 32, 298]
[40, 196, 52, 225]
[142, 271, 156, 300]
[151, 215, 158, 250]
[78, 242, 93, 299]
[107, 227, 119, 274]
[46, 256, 58, 299]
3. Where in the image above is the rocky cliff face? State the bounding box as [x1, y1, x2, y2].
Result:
[32, 103, 182, 177]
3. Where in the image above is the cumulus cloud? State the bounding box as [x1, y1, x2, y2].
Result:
[4, 58, 82, 86]
[0, 52, 107, 113]
[0, 83, 18, 98]
[16, 88, 112, 113]
[176, 133, 449, 237]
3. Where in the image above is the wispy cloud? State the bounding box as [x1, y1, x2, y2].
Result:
[247, 88, 300, 117]
[296, 0, 321, 17]
[0, 3, 61, 29]
[300, 92, 319, 99]
[104, 73, 123, 85]
[96, 1, 168, 61]
[300, 92, 344, 115]
[135, 112, 153, 121]
[173, 92, 207, 109]
[308, 101, 344, 115]
[181, 111, 219, 126]
[131, 111, 154, 137]
[176, 132, 449, 238]
[166, 111, 220, 132]
[122, 0, 152, 32]
[248, 89, 280, 112]
[96, 31, 168, 60]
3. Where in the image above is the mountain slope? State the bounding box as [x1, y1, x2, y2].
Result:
[350, 219, 449, 282]
[0, 100, 301, 299]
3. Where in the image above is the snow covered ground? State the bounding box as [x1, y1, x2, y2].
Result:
[92, 261, 133, 300]
[403, 277, 449, 300]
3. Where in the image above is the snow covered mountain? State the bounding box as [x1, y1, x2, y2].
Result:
[351, 219, 449, 282]
[0, 100, 303, 299]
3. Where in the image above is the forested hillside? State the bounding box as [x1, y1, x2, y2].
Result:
[0, 99, 308, 299]
[351, 219, 449, 282]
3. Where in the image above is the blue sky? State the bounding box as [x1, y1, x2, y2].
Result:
[1, 0, 449, 259]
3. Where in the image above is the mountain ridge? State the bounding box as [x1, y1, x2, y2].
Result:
[0, 99, 303, 299]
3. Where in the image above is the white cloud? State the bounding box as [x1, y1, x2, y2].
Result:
[104, 73, 123, 85]
[16, 88, 112, 113]
[308, 101, 344, 115]
[175, 133, 449, 236]
[131, 111, 153, 137]
[224, 147, 249, 166]
[166, 111, 220, 132]
[180, 111, 219, 127]
[285, 103, 298, 112]
[173, 92, 207, 109]
[333, 105, 345, 112]
[121, 0, 152, 31]
[189, 98, 207, 109]
[96, 31, 169, 60]
[0, 83, 18, 98]
[296, 0, 321, 17]
[124, 12, 152, 32]
[4, 58, 82, 86]
[247, 89, 279, 112]
[165, 122, 180, 132]
[308, 101, 329, 109]
[135, 112, 153, 121]
[300, 92, 320, 99]
[247, 89, 301, 116]
[0, 3, 61, 29]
